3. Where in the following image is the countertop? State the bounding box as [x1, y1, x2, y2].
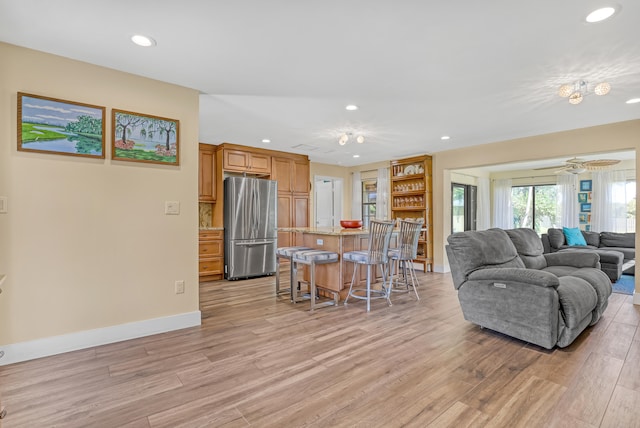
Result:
[278, 226, 371, 236]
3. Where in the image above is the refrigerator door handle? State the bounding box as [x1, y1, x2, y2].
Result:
[235, 241, 276, 247]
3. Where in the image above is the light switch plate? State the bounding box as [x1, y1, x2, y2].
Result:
[165, 201, 180, 215]
[0, 196, 7, 214]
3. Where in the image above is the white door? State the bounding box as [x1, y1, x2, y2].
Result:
[314, 177, 343, 227]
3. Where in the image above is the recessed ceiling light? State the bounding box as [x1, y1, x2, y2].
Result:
[441, 135, 450, 140]
[261, 139, 271, 143]
[626, 98, 640, 104]
[585, 6, 617, 23]
[131, 34, 156, 47]
[353, 154, 360, 158]
[345, 105, 359, 111]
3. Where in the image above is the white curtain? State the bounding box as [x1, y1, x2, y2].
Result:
[492, 178, 512, 229]
[476, 177, 491, 230]
[376, 167, 389, 220]
[351, 171, 362, 220]
[591, 170, 627, 232]
[557, 174, 579, 228]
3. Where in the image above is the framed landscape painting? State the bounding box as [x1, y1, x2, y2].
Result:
[112, 109, 179, 165]
[17, 92, 105, 158]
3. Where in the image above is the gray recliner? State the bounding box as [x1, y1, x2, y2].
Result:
[446, 228, 612, 349]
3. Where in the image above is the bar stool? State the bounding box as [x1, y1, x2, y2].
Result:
[343, 219, 395, 312]
[275, 246, 313, 299]
[291, 249, 339, 311]
[388, 219, 423, 300]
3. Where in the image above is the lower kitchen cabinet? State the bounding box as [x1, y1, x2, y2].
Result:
[199, 229, 223, 281]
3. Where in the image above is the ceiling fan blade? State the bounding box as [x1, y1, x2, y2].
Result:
[584, 159, 621, 168]
[534, 165, 567, 171]
[564, 157, 587, 165]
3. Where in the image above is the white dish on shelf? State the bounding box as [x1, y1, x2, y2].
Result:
[404, 165, 415, 175]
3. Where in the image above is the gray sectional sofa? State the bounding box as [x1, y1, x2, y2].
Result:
[446, 228, 612, 349]
[542, 228, 635, 281]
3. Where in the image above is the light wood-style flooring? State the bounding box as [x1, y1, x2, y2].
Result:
[1, 270, 639, 427]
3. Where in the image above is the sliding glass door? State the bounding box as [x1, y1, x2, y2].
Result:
[511, 185, 558, 234]
[452, 183, 477, 233]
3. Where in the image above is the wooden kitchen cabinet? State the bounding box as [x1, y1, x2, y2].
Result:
[199, 230, 224, 281]
[223, 149, 271, 174]
[272, 155, 310, 247]
[198, 143, 216, 202]
[272, 157, 309, 193]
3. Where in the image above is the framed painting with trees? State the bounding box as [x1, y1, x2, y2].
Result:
[112, 109, 179, 165]
[17, 92, 105, 158]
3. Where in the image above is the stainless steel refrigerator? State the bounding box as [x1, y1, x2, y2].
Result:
[224, 176, 277, 280]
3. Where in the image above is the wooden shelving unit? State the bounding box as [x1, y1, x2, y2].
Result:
[390, 155, 433, 272]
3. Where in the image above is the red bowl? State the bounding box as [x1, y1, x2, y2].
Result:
[340, 220, 363, 229]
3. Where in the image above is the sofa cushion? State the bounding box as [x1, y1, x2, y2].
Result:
[543, 265, 581, 278]
[600, 232, 635, 249]
[447, 228, 525, 281]
[600, 246, 635, 261]
[548, 228, 566, 250]
[582, 231, 601, 247]
[556, 276, 598, 328]
[563, 227, 587, 246]
[505, 228, 547, 270]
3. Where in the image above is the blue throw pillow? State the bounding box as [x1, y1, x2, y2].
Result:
[563, 227, 587, 246]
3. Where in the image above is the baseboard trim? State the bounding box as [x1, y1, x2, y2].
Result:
[433, 264, 450, 273]
[0, 311, 201, 366]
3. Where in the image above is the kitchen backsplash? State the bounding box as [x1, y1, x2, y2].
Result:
[199, 203, 212, 228]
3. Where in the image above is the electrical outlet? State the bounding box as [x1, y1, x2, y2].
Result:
[175, 280, 185, 294]
[316, 239, 323, 246]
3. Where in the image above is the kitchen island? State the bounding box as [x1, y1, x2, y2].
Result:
[279, 227, 396, 299]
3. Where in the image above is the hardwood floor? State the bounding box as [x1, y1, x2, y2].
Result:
[1, 270, 639, 427]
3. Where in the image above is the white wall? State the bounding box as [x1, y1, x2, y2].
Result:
[0, 43, 200, 362]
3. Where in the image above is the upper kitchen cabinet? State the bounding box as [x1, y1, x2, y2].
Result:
[272, 156, 310, 194]
[223, 148, 271, 174]
[198, 143, 216, 202]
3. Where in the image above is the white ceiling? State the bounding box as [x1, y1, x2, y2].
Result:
[1, 0, 639, 166]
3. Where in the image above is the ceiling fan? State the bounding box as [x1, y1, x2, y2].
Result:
[534, 157, 621, 174]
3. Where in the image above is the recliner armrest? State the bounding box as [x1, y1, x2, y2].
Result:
[544, 251, 600, 268]
[468, 268, 560, 288]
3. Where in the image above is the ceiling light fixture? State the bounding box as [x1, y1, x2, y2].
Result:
[585, 6, 617, 23]
[131, 34, 156, 47]
[345, 104, 359, 111]
[626, 98, 640, 104]
[558, 80, 611, 105]
[338, 132, 365, 146]
[441, 135, 450, 140]
[261, 139, 271, 143]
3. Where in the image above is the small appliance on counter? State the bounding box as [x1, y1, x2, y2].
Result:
[224, 176, 277, 280]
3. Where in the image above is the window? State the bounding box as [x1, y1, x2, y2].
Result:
[511, 185, 558, 235]
[362, 179, 377, 228]
[624, 180, 636, 232]
[451, 183, 477, 233]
